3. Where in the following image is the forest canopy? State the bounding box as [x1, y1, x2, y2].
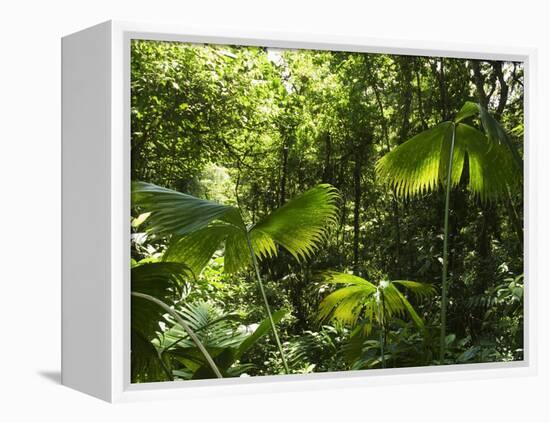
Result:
[130, 39, 524, 383]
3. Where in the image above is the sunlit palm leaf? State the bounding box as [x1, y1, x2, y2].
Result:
[456, 123, 521, 202]
[163, 223, 237, 276]
[375, 122, 454, 198]
[317, 272, 434, 330]
[319, 285, 373, 325]
[392, 280, 437, 299]
[132, 181, 244, 236]
[133, 182, 337, 274]
[454, 101, 479, 123]
[390, 286, 424, 329]
[456, 101, 523, 169]
[252, 184, 339, 261]
[375, 121, 520, 202]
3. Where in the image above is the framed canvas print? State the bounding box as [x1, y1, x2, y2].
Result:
[62, 21, 537, 402]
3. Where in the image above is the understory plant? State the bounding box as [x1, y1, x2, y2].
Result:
[132, 182, 339, 373]
[375, 102, 521, 360]
[317, 271, 435, 367]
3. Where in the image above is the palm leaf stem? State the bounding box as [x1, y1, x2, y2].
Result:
[380, 288, 387, 368]
[440, 123, 456, 362]
[131, 291, 223, 379]
[245, 231, 290, 373]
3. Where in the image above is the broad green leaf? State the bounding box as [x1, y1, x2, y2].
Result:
[375, 120, 520, 203]
[454, 101, 479, 123]
[252, 184, 339, 261]
[132, 181, 245, 237]
[317, 272, 434, 329]
[375, 122, 453, 198]
[234, 309, 287, 360]
[135, 182, 338, 275]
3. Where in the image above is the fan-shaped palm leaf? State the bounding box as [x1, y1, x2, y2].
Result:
[375, 122, 520, 203]
[132, 181, 244, 236]
[133, 181, 338, 274]
[251, 184, 340, 261]
[455, 101, 523, 170]
[318, 272, 434, 331]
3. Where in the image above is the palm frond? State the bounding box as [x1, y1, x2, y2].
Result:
[136, 182, 337, 275]
[319, 286, 373, 325]
[132, 181, 244, 237]
[375, 120, 520, 203]
[384, 284, 423, 329]
[163, 303, 287, 379]
[130, 262, 196, 382]
[392, 280, 437, 299]
[375, 122, 454, 198]
[457, 101, 523, 170]
[456, 123, 521, 202]
[317, 272, 377, 325]
[251, 184, 339, 261]
[162, 223, 237, 276]
[222, 227, 278, 274]
[454, 101, 479, 123]
[162, 302, 245, 351]
[317, 272, 432, 331]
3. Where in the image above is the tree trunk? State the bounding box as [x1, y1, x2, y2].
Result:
[280, 141, 289, 206]
[353, 153, 362, 270]
[322, 132, 333, 183]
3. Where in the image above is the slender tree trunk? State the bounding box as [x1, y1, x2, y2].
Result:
[353, 154, 362, 270]
[493, 62, 509, 120]
[370, 74, 402, 276]
[414, 58, 428, 130]
[398, 57, 413, 141]
[432, 58, 450, 120]
[280, 142, 289, 206]
[322, 132, 333, 183]
[504, 185, 524, 246]
[471, 60, 489, 109]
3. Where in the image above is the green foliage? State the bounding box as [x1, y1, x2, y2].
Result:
[375, 119, 521, 203]
[133, 181, 339, 275]
[130, 40, 524, 382]
[131, 261, 194, 382]
[158, 302, 287, 379]
[317, 272, 435, 331]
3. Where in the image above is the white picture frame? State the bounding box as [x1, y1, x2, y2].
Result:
[61, 20, 537, 403]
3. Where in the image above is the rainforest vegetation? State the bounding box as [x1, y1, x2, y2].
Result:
[130, 40, 524, 383]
